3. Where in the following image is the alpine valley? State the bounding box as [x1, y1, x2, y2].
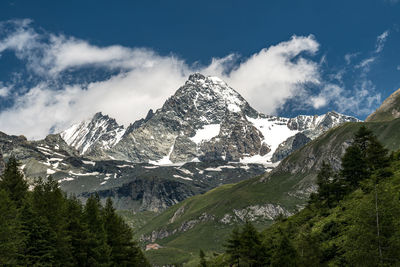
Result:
[0, 74, 358, 215]
[132, 86, 400, 266]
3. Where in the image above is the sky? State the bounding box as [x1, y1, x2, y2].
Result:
[0, 0, 400, 139]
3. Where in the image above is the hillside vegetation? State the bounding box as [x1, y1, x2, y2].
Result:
[204, 126, 400, 266]
[0, 157, 149, 266]
[136, 119, 400, 266]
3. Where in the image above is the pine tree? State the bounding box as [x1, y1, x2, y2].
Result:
[341, 144, 369, 188]
[84, 194, 111, 266]
[239, 221, 266, 266]
[296, 225, 322, 267]
[31, 177, 73, 266]
[353, 125, 374, 156]
[199, 249, 207, 267]
[0, 156, 28, 207]
[0, 189, 23, 264]
[104, 197, 150, 266]
[225, 226, 242, 266]
[365, 135, 391, 175]
[270, 229, 298, 267]
[20, 202, 58, 266]
[65, 197, 90, 266]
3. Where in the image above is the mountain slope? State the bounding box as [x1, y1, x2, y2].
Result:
[366, 88, 400, 122]
[135, 118, 400, 265]
[61, 112, 126, 155]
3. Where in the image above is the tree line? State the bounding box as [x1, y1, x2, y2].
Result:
[203, 126, 400, 266]
[0, 157, 150, 266]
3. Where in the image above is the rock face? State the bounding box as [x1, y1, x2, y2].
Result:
[272, 111, 358, 162]
[61, 74, 359, 165]
[272, 133, 311, 162]
[108, 73, 263, 163]
[366, 88, 400, 122]
[61, 112, 126, 156]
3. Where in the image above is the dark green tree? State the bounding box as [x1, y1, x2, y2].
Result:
[310, 161, 346, 208]
[104, 197, 149, 266]
[270, 230, 298, 267]
[0, 189, 23, 264]
[0, 156, 28, 207]
[84, 194, 111, 266]
[365, 135, 390, 175]
[199, 249, 207, 267]
[31, 177, 73, 265]
[238, 221, 266, 266]
[296, 225, 322, 266]
[341, 144, 369, 188]
[353, 125, 373, 155]
[65, 197, 90, 266]
[225, 226, 242, 266]
[20, 202, 58, 266]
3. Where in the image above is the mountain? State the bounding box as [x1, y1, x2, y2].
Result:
[61, 73, 358, 165]
[60, 112, 126, 156]
[0, 73, 357, 213]
[366, 88, 400, 122]
[132, 87, 400, 265]
[136, 117, 400, 266]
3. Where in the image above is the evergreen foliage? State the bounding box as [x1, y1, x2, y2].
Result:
[209, 126, 400, 266]
[0, 157, 149, 266]
[199, 249, 207, 267]
[0, 156, 28, 207]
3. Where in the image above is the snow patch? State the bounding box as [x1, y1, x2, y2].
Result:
[177, 168, 193, 176]
[82, 160, 95, 166]
[190, 124, 220, 144]
[47, 169, 56, 175]
[149, 137, 178, 165]
[68, 171, 100, 176]
[58, 177, 74, 183]
[205, 165, 236, 172]
[173, 174, 193, 181]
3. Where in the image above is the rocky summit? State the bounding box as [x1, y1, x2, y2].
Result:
[62, 73, 359, 166]
[0, 73, 359, 212]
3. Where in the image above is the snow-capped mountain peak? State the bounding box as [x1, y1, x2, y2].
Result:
[61, 112, 125, 154]
[59, 74, 359, 166]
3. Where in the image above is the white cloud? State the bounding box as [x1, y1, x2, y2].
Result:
[307, 81, 381, 116]
[211, 35, 321, 114]
[397, 65, 400, 71]
[0, 82, 10, 97]
[0, 21, 324, 139]
[375, 30, 389, 53]
[0, 87, 9, 97]
[355, 57, 376, 70]
[344, 52, 359, 65]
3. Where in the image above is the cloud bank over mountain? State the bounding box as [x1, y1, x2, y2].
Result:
[0, 19, 382, 139]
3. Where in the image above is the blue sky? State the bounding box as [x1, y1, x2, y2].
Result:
[0, 0, 400, 139]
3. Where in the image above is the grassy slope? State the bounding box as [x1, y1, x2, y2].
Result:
[134, 119, 400, 266]
[366, 88, 400, 122]
[259, 154, 400, 266]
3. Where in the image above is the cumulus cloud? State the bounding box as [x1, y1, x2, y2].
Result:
[0, 20, 386, 139]
[0, 20, 325, 139]
[206, 35, 321, 114]
[308, 83, 381, 116]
